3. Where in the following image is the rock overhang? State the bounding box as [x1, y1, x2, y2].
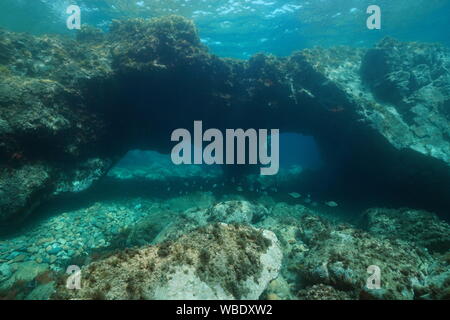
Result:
[0, 15, 449, 225]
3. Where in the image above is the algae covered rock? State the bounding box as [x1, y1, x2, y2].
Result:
[360, 37, 450, 163]
[298, 225, 434, 299]
[0, 15, 231, 224]
[153, 200, 268, 243]
[0, 27, 115, 224]
[55, 223, 282, 300]
[0, 164, 52, 225]
[263, 275, 296, 300]
[290, 39, 450, 216]
[0, 261, 50, 291]
[414, 266, 450, 300]
[361, 208, 450, 253]
[109, 15, 207, 73]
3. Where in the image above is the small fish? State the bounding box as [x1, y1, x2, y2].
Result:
[288, 192, 301, 199]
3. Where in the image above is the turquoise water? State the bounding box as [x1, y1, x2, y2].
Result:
[0, 0, 449, 301]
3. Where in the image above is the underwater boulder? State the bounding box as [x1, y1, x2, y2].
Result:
[297, 225, 437, 300]
[109, 16, 206, 74]
[360, 37, 450, 164]
[0, 164, 52, 225]
[54, 223, 282, 300]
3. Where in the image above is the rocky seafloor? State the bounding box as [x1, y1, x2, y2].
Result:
[0, 15, 449, 300]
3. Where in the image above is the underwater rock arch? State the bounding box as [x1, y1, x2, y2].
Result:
[0, 16, 449, 225]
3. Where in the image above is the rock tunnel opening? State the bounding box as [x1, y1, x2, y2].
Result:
[107, 132, 323, 181]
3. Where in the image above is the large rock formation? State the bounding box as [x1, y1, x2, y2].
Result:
[0, 16, 449, 225]
[0, 199, 448, 300]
